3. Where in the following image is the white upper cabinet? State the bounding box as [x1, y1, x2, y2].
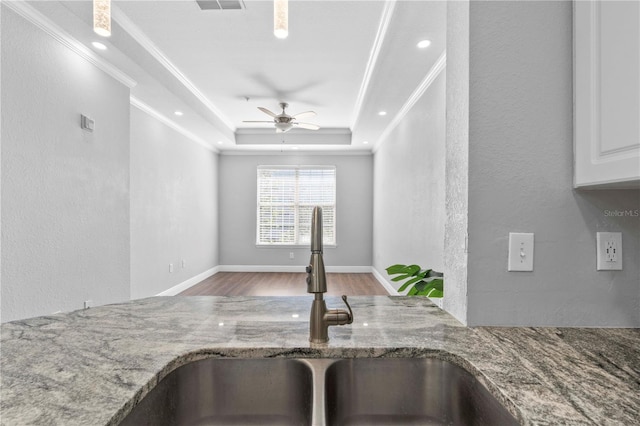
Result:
[574, 0, 640, 188]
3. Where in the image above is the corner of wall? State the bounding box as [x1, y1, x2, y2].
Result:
[370, 267, 399, 295]
[442, 0, 470, 326]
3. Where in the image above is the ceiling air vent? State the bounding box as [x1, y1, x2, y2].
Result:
[196, 0, 245, 10]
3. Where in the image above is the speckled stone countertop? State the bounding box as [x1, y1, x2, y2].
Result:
[1, 296, 639, 425]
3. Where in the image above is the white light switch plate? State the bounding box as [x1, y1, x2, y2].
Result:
[508, 233, 534, 271]
[596, 232, 622, 270]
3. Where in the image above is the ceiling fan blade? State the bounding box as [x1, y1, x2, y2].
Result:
[258, 107, 277, 118]
[292, 111, 316, 120]
[242, 120, 274, 123]
[294, 122, 320, 130]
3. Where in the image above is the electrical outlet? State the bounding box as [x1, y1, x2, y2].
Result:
[289, 252, 294, 260]
[169, 263, 174, 273]
[182, 259, 186, 269]
[597, 232, 622, 270]
[508, 232, 534, 271]
[605, 241, 617, 262]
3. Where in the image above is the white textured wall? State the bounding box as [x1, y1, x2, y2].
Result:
[372, 73, 446, 291]
[130, 107, 218, 298]
[443, 0, 470, 325]
[1, 4, 3, 315]
[1, 8, 130, 322]
[466, 1, 640, 326]
[219, 154, 372, 269]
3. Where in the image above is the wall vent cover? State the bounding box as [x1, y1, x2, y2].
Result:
[196, 0, 245, 10]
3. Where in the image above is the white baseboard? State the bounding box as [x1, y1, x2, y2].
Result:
[371, 267, 399, 295]
[327, 266, 372, 273]
[430, 296, 444, 309]
[156, 266, 220, 296]
[218, 265, 372, 273]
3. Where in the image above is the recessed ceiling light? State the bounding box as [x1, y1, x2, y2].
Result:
[91, 41, 107, 50]
[417, 39, 432, 49]
[174, 111, 184, 116]
[217, 141, 224, 145]
[363, 141, 369, 145]
[378, 111, 387, 116]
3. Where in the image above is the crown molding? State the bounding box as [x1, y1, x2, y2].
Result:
[235, 128, 351, 136]
[3, 0, 137, 89]
[220, 148, 372, 157]
[350, 0, 397, 130]
[112, 5, 236, 132]
[130, 96, 219, 153]
[373, 50, 446, 153]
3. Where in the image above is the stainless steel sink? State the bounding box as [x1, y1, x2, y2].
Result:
[323, 358, 519, 426]
[119, 358, 313, 426]
[120, 357, 519, 426]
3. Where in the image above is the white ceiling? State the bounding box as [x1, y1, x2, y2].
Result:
[29, 0, 446, 152]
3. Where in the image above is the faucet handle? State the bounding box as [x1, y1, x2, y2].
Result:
[341, 295, 354, 324]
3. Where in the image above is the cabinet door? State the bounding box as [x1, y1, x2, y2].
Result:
[574, 0, 640, 188]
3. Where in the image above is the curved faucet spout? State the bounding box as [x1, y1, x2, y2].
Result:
[311, 206, 323, 253]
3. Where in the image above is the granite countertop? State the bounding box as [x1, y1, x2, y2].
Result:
[1, 296, 639, 425]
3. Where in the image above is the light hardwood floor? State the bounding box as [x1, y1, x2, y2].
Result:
[178, 272, 389, 296]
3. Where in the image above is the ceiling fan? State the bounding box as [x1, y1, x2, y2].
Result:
[243, 102, 320, 133]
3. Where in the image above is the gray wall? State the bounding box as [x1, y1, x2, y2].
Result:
[373, 72, 446, 291]
[1, 8, 130, 322]
[219, 154, 373, 269]
[464, 1, 640, 326]
[130, 107, 219, 299]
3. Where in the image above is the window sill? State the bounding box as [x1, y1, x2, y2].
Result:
[256, 244, 337, 249]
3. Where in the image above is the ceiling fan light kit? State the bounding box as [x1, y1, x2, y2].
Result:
[93, 0, 111, 37]
[274, 0, 288, 39]
[275, 122, 293, 133]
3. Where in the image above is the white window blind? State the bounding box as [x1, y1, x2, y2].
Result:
[257, 166, 336, 246]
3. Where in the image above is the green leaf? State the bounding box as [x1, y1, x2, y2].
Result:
[385, 264, 408, 275]
[427, 278, 444, 291]
[413, 278, 443, 296]
[386, 264, 420, 275]
[388, 265, 420, 280]
[397, 282, 410, 292]
[425, 270, 443, 278]
[419, 269, 432, 277]
[400, 265, 420, 276]
[391, 273, 413, 282]
[426, 289, 443, 298]
[413, 280, 429, 293]
[386, 264, 444, 297]
[396, 274, 427, 292]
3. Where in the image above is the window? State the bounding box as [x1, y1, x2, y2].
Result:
[257, 166, 336, 246]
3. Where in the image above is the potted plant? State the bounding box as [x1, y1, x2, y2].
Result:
[385, 264, 443, 297]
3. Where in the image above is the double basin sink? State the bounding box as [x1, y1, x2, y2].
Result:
[120, 357, 519, 426]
